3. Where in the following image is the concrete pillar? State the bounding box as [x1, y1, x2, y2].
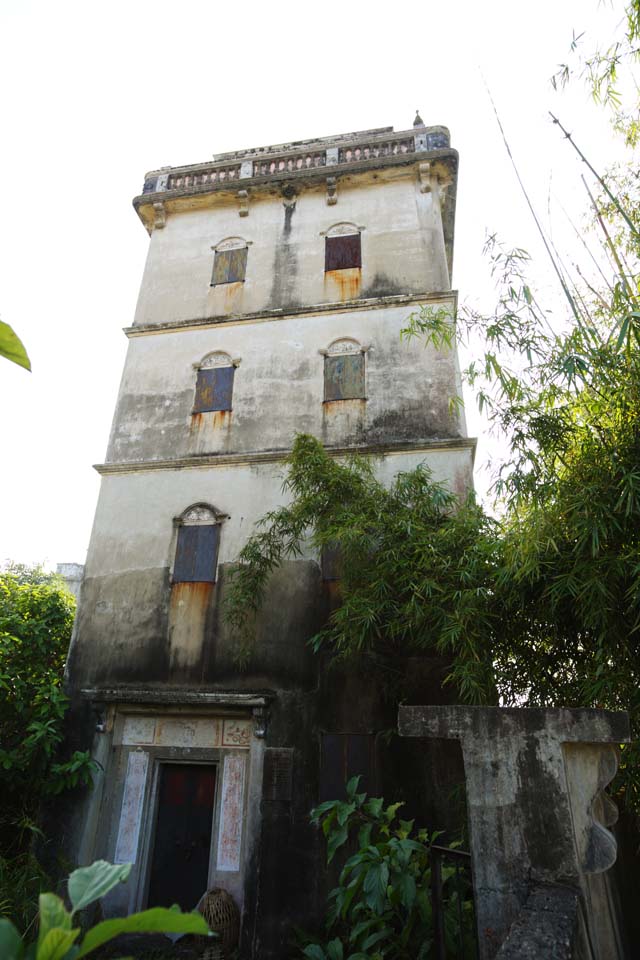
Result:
[398, 705, 631, 960]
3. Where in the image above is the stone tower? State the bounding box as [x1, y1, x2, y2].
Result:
[64, 117, 475, 957]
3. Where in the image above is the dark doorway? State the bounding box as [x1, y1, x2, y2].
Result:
[147, 763, 217, 910]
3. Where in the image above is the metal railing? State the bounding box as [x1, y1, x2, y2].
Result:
[431, 844, 478, 960]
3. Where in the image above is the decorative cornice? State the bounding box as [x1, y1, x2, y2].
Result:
[140, 125, 450, 183]
[124, 289, 458, 338]
[81, 687, 275, 708]
[94, 436, 477, 477]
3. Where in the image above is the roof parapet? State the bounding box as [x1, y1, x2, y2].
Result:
[138, 125, 451, 198]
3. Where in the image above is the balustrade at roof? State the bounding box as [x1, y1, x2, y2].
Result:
[133, 122, 458, 238]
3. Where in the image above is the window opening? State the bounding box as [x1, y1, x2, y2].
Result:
[325, 233, 361, 271]
[323, 339, 366, 402]
[193, 353, 235, 413]
[211, 238, 248, 285]
[173, 505, 222, 584]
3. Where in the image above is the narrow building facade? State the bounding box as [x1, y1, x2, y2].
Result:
[64, 116, 475, 956]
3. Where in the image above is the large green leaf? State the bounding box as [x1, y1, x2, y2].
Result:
[326, 938, 344, 960]
[0, 918, 24, 960]
[327, 825, 348, 863]
[361, 926, 392, 952]
[302, 946, 327, 960]
[0, 320, 31, 371]
[396, 871, 416, 910]
[75, 906, 210, 957]
[362, 862, 389, 915]
[36, 927, 80, 960]
[38, 894, 72, 950]
[68, 862, 131, 914]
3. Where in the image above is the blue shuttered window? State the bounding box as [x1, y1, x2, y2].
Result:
[173, 524, 220, 583]
[193, 366, 234, 413]
[211, 247, 248, 285]
[324, 354, 365, 401]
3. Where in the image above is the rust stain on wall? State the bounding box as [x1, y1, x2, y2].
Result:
[168, 581, 214, 675]
[190, 412, 204, 434]
[189, 410, 232, 455]
[190, 410, 231, 433]
[322, 398, 366, 419]
[324, 267, 361, 301]
[223, 280, 243, 310]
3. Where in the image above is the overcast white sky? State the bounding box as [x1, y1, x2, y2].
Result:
[0, 0, 629, 566]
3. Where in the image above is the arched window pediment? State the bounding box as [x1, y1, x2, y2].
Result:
[177, 503, 224, 526]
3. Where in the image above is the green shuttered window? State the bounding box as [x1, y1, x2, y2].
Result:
[324, 353, 365, 401]
[211, 247, 248, 285]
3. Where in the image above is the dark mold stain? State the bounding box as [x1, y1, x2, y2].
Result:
[269, 199, 298, 309]
[362, 272, 403, 298]
[516, 734, 574, 877]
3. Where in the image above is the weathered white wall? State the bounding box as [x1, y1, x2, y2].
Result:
[86, 446, 474, 579]
[107, 299, 465, 463]
[133, 170, 449, 328]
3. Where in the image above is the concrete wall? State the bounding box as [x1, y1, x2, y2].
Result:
[64, 126, 474, 960]
[108, 299, 465, 464]
[69, 445, 474, 690]
[133, 170, 450, 329]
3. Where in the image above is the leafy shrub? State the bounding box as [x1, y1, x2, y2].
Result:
[0, 564, 94, 801]
[300, 778, 474, 960]
[0, 859, 211, 960]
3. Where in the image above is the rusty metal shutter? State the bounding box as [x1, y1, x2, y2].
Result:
[194, 366, 234, 413]
[325, 234, 361, 271]
[173, 524, 219, 583]
[324, 354, 365, 401]
[320, 733, 375, 801]
[211, 247, 248, 285]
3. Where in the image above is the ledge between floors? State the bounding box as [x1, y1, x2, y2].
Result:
[124, 289, 458, 338]
[80, 687, 274, 708]
[94, 436, 477, 476]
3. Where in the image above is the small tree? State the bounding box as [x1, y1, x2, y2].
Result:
[224, 434, 499, 702]
[0, 564, 94, 928]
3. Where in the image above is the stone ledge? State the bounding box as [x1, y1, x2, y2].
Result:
[81, 687, 275, 708]
[94, 436, 478, 476]
[124, 289, 458, 338]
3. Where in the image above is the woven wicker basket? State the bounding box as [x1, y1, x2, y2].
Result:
[198, 887, 240, 959]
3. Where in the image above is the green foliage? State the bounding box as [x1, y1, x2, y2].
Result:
[224, 0, 640, 817]
[0, 564, 96, 929]
[224, 433, 499, 701]
[299, 778, 473, 960]
[551, 1, 640, 146]
[0, 851, 50, 935]
[0, 320, 30, 372]
[0, 859, 211, 960]
[0, 564, 93, 801]
[403, 187, 640, 805]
